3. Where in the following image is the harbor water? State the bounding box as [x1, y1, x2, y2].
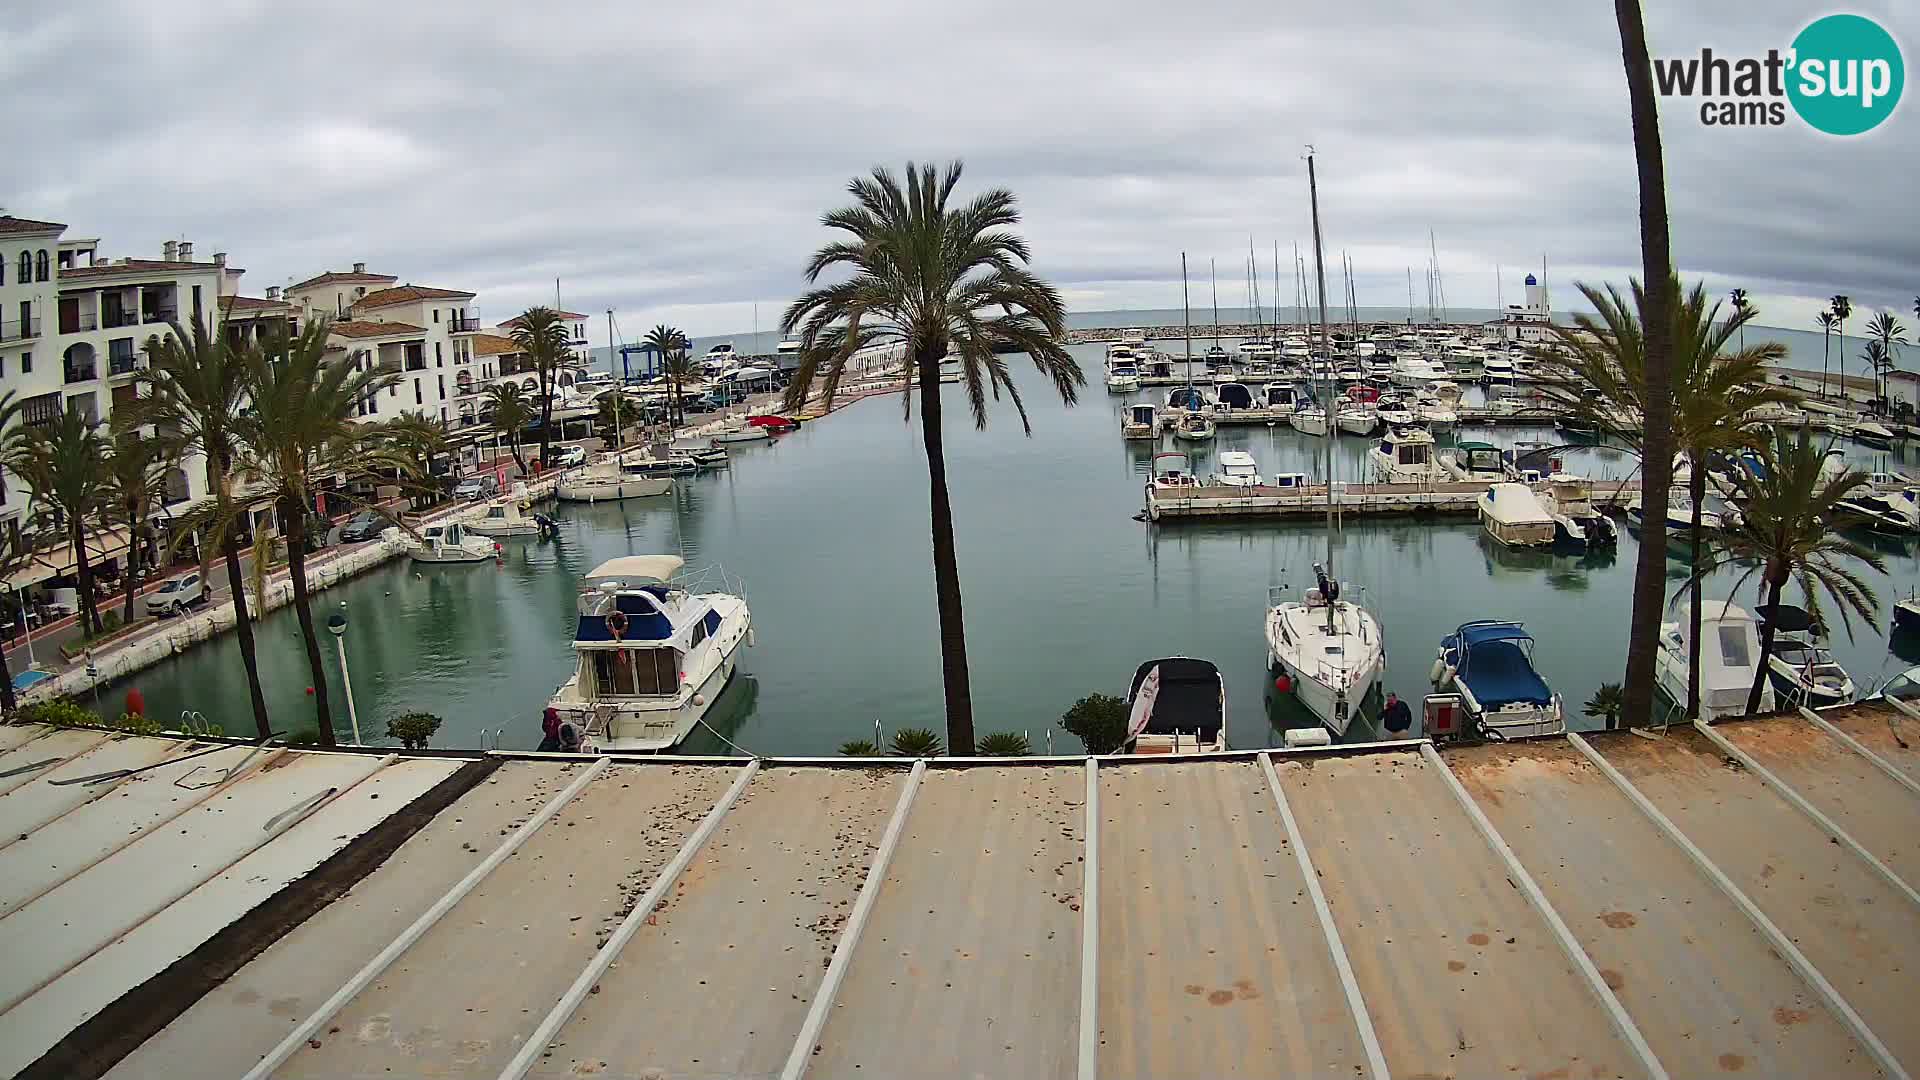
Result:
[110, 329, 1920, 753]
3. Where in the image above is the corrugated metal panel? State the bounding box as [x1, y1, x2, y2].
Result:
[1279, 750, 1635, 1079]
[0, 729, 113, 796]
[0, 724, 53, 754]
[808, 766, 1085, 1079]
[1452, 740, 1877, 1077]
[0, 741, 269, 917]
[1596, 727, 1920, 1073]
[0, 751, 383, 1014]
[1097, 760, 1363, 1077]
[274, 764, 741, 1079]
[0, 735, 191, 846]
[528, 766, 905, 1079]
[0, 758, 461, 1078]
[111, 762, 586, 1080]
[1828, 704, 1920, 787]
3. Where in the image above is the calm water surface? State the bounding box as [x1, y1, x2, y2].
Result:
[112, 338, 1920, 752]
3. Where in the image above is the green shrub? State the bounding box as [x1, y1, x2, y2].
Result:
[975, 731, 1031, 757]
[1061, 693, 1130, 755]
[838, 739, 880, 757]
[116, 712, 164, 735]
[386, 711, 444, 751]
[1583, 682, 1625, 729]
[888, 727, 943, 757]
[17, 699, 104, 728]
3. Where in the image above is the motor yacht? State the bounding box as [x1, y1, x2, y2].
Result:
[1657, 600, 1773, 721]
[1368, 425, 1444, 484]
[1215, 450, 1262, 487]
[1123, 657, 1227, 754]
[1429, 621, 1565, 739]
[404, 522, 500, 564]
[1479, 482, 1558, 547]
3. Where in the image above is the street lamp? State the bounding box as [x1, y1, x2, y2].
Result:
[327, 603, 361, 746]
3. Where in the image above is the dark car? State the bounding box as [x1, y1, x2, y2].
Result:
[339, 511, 385, 542]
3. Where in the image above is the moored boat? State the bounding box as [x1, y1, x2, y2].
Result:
[1441, 440, 1507, 483]
[1151, 450, 1201, 490]
[405, 522, 500, 564]
[1267, 566, 1384, 737]
[459, 498, 544, 538]
[1122, 402, 1158, 440]
[1429, 620, 1565, 739]
[1123, 657, 1227, 754]
[1756, 603, 1856, 708]
[556, 463, 674, 502]
[1657, 600, 1773, 721]
[1479, 482, 1557, 548]
[1368, 424, 1443, 484]
[1214, 450, 1262, 487]
[1539, 474, 1618, 550]
[1173, 412, 1216, 442]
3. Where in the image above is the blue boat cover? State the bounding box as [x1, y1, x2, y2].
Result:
[576, 592, 675, 642]
[1446, 623, 1553, 709]
[1457, 621, 1534, 648]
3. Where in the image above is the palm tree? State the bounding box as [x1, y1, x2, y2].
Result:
[1865, 312, 1909, 409]
[509, 307, 571, 466]
[644, 325, 693, 425]
[659, 352, 699, 427]
[1540, 279, 1791, 717]
[137, 314, 271, 737]
[1816, 310, 1838, 397]
[483, 383, 534, 476]
[235, 318, 399, 744]
[101, 417, 178, 626]
[8, 408, 111, 637]
[374, 414, 452, 507]
[1689, 429, 1883, 714]
[593, 391, 628, 446]
[1729, 287, 1748, 351]
[1831, 294, 1852, 399]
[1608, 0, 1680, 731]
[782, 161, 1083, 753]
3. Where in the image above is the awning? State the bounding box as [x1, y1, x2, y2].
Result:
[4, 526, 132, 591]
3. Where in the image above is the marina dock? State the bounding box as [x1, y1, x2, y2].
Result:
[13, 704, 1919, 1079]
[1145, 478, 1642, 521]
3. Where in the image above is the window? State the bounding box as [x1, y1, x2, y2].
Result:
[414, 378, 422, 405]
[690, 619, 708, 648]
[1716, 624, 1752, 669]
[16, 252, 29, 283]
[435, 342, 442, 366]
[20, 351, 29, 374]
[590, 648, 679, 696]
[432, 309, 439, 323]
[191, 285, 202, 318]
[437, 374, 445, 398]
[34, 250, 48, 282]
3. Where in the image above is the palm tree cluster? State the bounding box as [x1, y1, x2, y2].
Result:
[0, 312, 448, 742]
[644, 324, 694, 426]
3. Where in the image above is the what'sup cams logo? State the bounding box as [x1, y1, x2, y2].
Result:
[1656, 13, 1904, 134]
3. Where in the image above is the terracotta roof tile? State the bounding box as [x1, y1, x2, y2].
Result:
[471, 333, 522, 356]
[218, 295, 289, 313]
[329, 319, 426, 339]
[60, 259, 224, 279]
[289, 269, 399, 292]
[0, 215, 66, 235]
[352, 284, 477, 310]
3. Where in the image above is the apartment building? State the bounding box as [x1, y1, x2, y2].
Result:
[283, 268, 487, 426]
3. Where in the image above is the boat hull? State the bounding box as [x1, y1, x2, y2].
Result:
[552, 599, 751, 752]
[555, 475, 673, 502]
[1291, 412, 1329, 436]
[1265, 603, 1383, 737]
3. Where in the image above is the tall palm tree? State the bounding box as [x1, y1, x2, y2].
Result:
[137, 314, 271, 737]
[659, 352, 699, 427]
[1688, 429, 1883, 714]
[782, 161, 1083, 753]
[1831, 294, 1852, 399]
[374, 413, 451, 506]
[235, 318, 399, 744]
[644, 324, 692, 425]
[102, 417, 178, 626]
[8, 408, 111, 637]
[1865, 311, 1909, 409]
[1815, 310, 1838, 397]
[483, 383, 534, 476]
[1729, 287, 1748, 351]
[1608, 0, 1680, 731]
[1540, 279, 1791, 717]
[509, 307, 571, 465]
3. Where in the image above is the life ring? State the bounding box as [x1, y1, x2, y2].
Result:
[606, 609, 628, 641]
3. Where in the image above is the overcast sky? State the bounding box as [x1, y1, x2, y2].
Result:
[6, 1, 1915, 342]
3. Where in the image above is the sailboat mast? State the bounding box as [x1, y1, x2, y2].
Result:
[1182, 253, 1193, 394]
[1248, 239, 1262, 345]
[1210, 259, 1219, 348]
[606, 308, 622, 443]
[1307, 151, 1336, 580]
[1293, 243, 1302, 329]
[1271, 241, 1281, 336]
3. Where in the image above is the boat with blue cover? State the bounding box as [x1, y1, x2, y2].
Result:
[1429, 620, 1565, 738]
[546, 555, 752, 752]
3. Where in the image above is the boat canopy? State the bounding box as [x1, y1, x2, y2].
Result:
[1675, 601, 1764, 696]
[1127, 657, 1224, 741]
[1128, 403, 1157, 423]
[1484, 483, 1555, 525]
[1755, 603, 1823, 635]
[1217, 383, 1254, 409]
[585, 555, 685, 582]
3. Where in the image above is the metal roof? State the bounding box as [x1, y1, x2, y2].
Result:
[1, 705, 1916, 1078]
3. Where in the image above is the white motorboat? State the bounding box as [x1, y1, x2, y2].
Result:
[1834, 489, 1920, 534]
[1368, 425, 1443, 484]
[1122, 402, 1158, 440]
[547, 556, 753, 752]
[405, 522, 500, 564]
[711, 419, 772, 444]
[460, 498, 544, 538]
[1483, 354, 1516, 383]
[1291, 404, 1329, 436]
[1756, 603, 1856, 708]
[556, 463, 674, 502]
[1391, 353, 1449, 386]
[1626, 489, 1737, 535]
[1106, 347, 1143, 393]
[1430, 620, 1565, 739]
[1539, 474, 1618, 551]
[1165, 386, 1212, 416]
[1335, 407, 1378, 437]
[1236, 340, 1275, 358]
[1123, 657, 1228, 754]
[1215, 382, 1257, 413]
[1267, 568, 1384, 738]
[1855, 421, 1897, 449]
[1413, 394, 1458, 431]
[668, 439, 731, 469]
[1173, 412, 1216, 442]
[1215, 450, 1262, 487]
[1261, 382, 1298, 416]
[1479, 482, 1557, 547]
[1657, 600, 1773, 721]
[1374, 397, 1415, 428]
[1151, 450, 1201, 491]
[1441, 440, 1507, 482]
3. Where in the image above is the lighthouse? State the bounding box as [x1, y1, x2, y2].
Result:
[1523, 272, 1548, 316]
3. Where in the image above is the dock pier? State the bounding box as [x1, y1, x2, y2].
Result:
[1144, 479, 1643, 522]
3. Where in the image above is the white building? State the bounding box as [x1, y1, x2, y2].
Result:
[1487, 272, 1557, 346]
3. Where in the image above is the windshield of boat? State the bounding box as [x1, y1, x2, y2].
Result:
[1717, 624, 1753, 668]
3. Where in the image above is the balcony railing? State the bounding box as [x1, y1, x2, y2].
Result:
[143, 308, 178, 325]
[58, 312, 97, 333]
[0, 317, 41, 342]
[64, 364, 98, 384]
[405, 358, 428, 371]
[448, 314, 482, 333]
[109, 356, 139, 377]
[103, 310, 139, 329]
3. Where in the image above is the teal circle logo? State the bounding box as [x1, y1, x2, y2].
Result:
[1788, 14, 1904, 135]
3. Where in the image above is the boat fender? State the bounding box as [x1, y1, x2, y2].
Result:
[1274, 674, 1292, 694]
[692, 693, 706, 707]
[1430, 658, 1449, 685]
[747, 628, 756, 648]
[607, 610, 629, 641]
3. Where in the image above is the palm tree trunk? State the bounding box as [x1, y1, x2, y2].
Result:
[1747, 576, 1784, 715]
[1685, 463, 1706, 717]
[917, 349, 974, 755]
[121, 512, 142, 626]
[0, 635, 15, 716]
[223, 524, 272, 738]
[538, 368, 555, 465]
[281, 496, 335, 746]
[1614, 0, 1678, 730]
[71, 520, 100, 637]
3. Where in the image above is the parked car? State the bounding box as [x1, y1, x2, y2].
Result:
[545, 444, 588, 469]
[339, 510, 385, 543]
[452, 475, 499, 500]
[146, 573, 206, 617]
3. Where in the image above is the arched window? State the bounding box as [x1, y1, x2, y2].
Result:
[15, 252, 28, 283]
[34, 250, 49, 282]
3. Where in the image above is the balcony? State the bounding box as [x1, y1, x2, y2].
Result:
[448, 314, 482, 333]
[58, 312, 97, 334]
[0, 317, 40, 342]
[103, 310, 139, 330]
[142, 307, 179, 325]
[64, 363, 98, 384]
[405, 358, 428, 372]
[109, 355, 139, 378]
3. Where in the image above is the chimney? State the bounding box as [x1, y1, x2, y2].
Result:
[352, 261, 366, 274]
[266, 285, 281, 301]
[163, 240, 178, 262]
[178, 241, 194, 261]
[213, 251, 227, 268]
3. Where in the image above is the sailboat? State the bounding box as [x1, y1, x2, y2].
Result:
[1172, 255, 1214, 442]
[1265, 151, 1386, 737]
